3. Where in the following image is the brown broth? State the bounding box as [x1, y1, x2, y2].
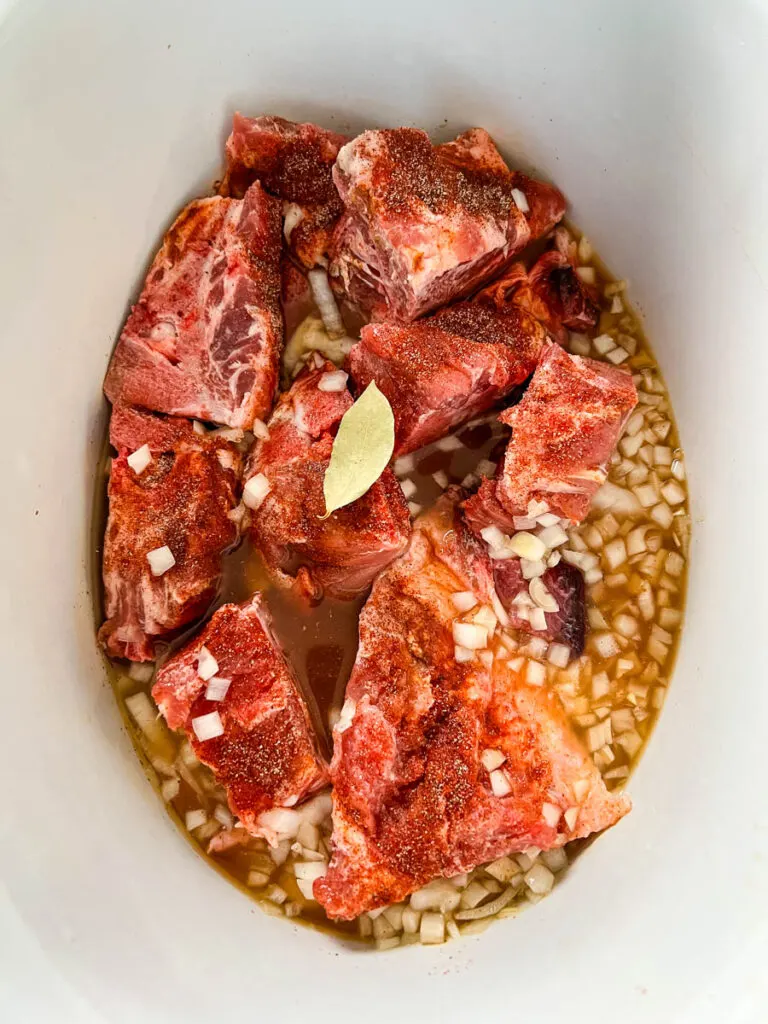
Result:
[97, 223, 690, 948]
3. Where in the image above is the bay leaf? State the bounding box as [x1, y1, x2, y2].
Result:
[322, 382, 395, 518]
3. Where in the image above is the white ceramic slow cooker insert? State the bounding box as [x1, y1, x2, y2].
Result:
[1, 1, 767, 1021]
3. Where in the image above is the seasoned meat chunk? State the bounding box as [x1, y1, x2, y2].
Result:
[153, 595, 328, 837]
[98, 406, 242, 661]
[477, 229, 599, 343]
[464, 342, 638, 528]
[314, 493, 630, 919]
[221, 113, 349, 269]
[348, 302, 545, 457]
[329, 127, 565, 321]
[104, 182, 283, 429]
[245, 360, 411, 600]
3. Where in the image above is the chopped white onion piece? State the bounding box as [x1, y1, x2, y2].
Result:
[521, 558, 547, 580]
[451, 591, 478, 613]
[127, 444, 152, 474]
[161, 778, 179, 802]
[481, 748, 506, 772]
[214, 804, 234, 829]
[541, 847, 568, 873]
[576, 266, 596, 285]
[454, 645, 475, 664]
[537, 524, 569, 549]
[453, 621, 488, 650]
[480, 525, 507, 549]
[205, 676, 231, 701]
[586, 719, 612, 752]
[282, 201, 304, 242]
[128, 661, 154, 682]
[509, 531, 546, 561]
[529, 576, 558, 612]
[293, 860, 328, 883]
[399, 477, 417, 499]
[593, 333, 615, 355]
[651, 502, 673, 529]
[317, 369, 349, 392]
[661, 480, 686, 505]
[592, 481, 641, 515]
[526, 660, 546, 686]
[611, 294, 624, 314]
[541, 802, 561, 827]
[478, 650, 494, 667]
[513, 516, 538, 530]
[605, 346, 629, 364]
[476, 458, 496, 478]
[251, 418, 270, 440]
[408, 501, 423, 517]
[490, 769, 512, 797]
[547, 643, 571, 668]
[511, 187, 530, 213]
[489, 586, 509, 628]
[410, 881, 460, 913]
[593, 632, 620, 659]
[665, 550, 685, 576]
[434, 434, 463, 452]
[432, 469, 450, 489]
[192, 420, 207, 435]
[569, 333, 591, 357]
[336, 698, 357, 734]
[564, 807, 579, 830]
[146, 545, 175, 576]
[394, 453, 415, 475]
[185, 809, 207, 831]
[191, 710, 224, 742]
[197, 646, 219, 681]
[524, 862, 555, 895]
[243, 473, 271, 510]
[527, 606, 547, 631]
[603, 537, 628, 570]
[308, 268, 345, 338]
[614, 614, 638, 638]
[472, 605, 497, 632]
[419, 911, 445, 945]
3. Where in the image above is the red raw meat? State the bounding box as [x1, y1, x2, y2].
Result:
[314, 493, 630, 919]
[99, 406, 242, 661]
[464, 342, 638, 527]
[477, 230, 599, 343]
[245, 360, 411, 599]
[493, 559, 586, 654]
[221, 114, 349, 269]
[152, 595, 328, 836]
[104, 182, 283, 429]
[329, 127, 565, 321]
[349, 302, 545, 456]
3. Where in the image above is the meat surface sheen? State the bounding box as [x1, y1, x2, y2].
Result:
[220, 114, 349, 269]
[465, 342, 638, 528]
[99, 406, 242, 661]
[245, 361, 411, 599]
[329, 127, 565, 322]
[315, 492, 630, 919]
[348, 302, 545, 456]
[104, 182, 283, 429]
[153, 595, 328, 836]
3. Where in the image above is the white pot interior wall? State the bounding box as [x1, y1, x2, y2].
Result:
[1, 1, 767, 1021]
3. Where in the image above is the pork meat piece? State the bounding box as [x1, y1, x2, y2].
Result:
[329, 127, 565, 322]
[464, 342, 638, 528]
[99, 406, 242, 661]
[348, 302, 545, 456]
[492, 559, 586, 655]
[104, 182, 283, 429]
[314, 492, 630, 919]
[245, 360, 411, 600]
[220, 113, 350, 269]
[152, 594, 328, 837]
[477, 230, 599, 343]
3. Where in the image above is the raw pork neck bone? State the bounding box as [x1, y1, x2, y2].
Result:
[464, 342, 638, 529]
[349, 301, 546, 457]
[245, 360, 411, 600]
[99, 405, 242, 662]
[152, 594, 328, 839]
[104, 181, 283, 429]
[329, 127, 566, 322]
[476, 231, 600, 344]
[220, 113, 350, 269]
[315, 492, 630, 919]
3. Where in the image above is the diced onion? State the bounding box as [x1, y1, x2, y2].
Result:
[185, 809, 207, 831]
[161, 778, 179, 802]
[251, 418, 270, 440]
[435, 435, 462, 452]
[308, 269, 345, 339]
[537, 524, 569, 549]
[489, 587, 509, 628]
[197, 646, 219, 681]
[564, 807, 579, 830]
[472, 605, 497, 631]
[603, 537, 628, 570]
[282, 202, 304, 242]
[419, 911, 445, 945]
[317, 369, 349, 392]
[547, 643, 571, 668]
[408, 501, 423, 517]
[394, 453, 415, 475]
[455, 885, 517, 921]
[661, 480, 686, 505]
[593, 333, 615, 355]
[509, 532, 546, 561]
[481, 748, 506, 772]
[451, 591, 478, 613]
[541, 802, 561, 827]
[592, 481, 641, 515]
[146, 545, 175, 576]
[399, 478, 417, 499]
[511, 187, 530, 213]
[213, 804, 234, 829]
[521, 558, 547, 580]
[572, 778, 590, 802]
[529, 607, 548, 632]
[454, 645, 475, 664]
[524, 862, 555, 895]
[259, 807, 302, 841]
[489, 769, 512, 797]
[478, 650, 494, 667]
[452, 622, 488, 650]
[593, 632, 620, 659]
[127, 444, 152, 474]
[432, 470, 449, 489]
[576, 266, 595, 285]
[293, 860, 328, 883]
[529, 576, 558, 612]
[205, 676, 231, 701]
[480, 525, 507, 549]
[336, 698, 357, 734]
[526, 660, 546, 686]
[191, 710, 224, 742]
[243, 472, 271, 510]
[410, 881, 460, 913]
